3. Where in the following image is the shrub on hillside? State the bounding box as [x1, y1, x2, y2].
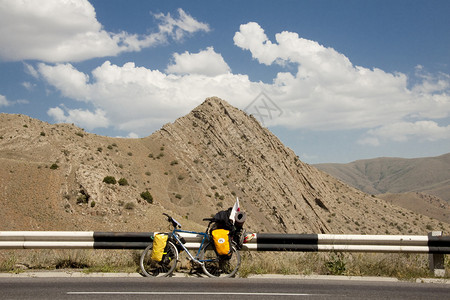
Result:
[103, 176, 116, 184]
[140, 191, 153, 204]
[118, 178, 129, 186]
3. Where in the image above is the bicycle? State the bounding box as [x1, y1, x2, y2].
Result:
[139, 213, 241, 278]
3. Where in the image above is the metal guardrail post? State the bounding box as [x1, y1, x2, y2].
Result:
[428, 231, 445, 277]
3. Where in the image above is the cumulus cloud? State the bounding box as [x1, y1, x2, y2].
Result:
[0, 0, 209, 62]
[47, 106, 109, 130]
[39, 60, 262, 135]
[166, 47, 231, 76]
[233, 22, 450, 142]
[38, 63, 91, 100]
[36, 22, 450, 144]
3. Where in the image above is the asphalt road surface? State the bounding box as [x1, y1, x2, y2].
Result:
[0, 277, 449, 299]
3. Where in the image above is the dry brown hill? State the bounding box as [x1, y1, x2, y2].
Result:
[377, 192, 448, 224]
[1, 97, 448, 235]
[315, 154, 450, 201]
[315, 155, 450, 223]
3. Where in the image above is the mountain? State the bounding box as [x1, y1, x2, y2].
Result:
[1, 97, 448, 234]
[377, 192, 448, 224]
[315, 154, 450, 223]
[315, 154, 450, 200]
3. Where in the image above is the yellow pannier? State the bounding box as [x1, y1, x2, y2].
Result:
[212, 229, 230, 256]
[151, 233, 168, 262]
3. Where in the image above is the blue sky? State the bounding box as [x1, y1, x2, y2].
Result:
[0, 0, 449, 163]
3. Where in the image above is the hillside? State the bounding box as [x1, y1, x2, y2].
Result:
[314, 154, 450, 201]
[1, 97, 448, 235]
[315, 154, 450, 223]
[377, 192, 448, 224]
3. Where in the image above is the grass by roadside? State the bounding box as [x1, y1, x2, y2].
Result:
[0, 249, 448, 279]
[239, 252, 449, 280]
[0, 249, 141, 274]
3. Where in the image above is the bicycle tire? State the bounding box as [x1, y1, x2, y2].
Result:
[200, 242, 240, 278]
[140, 241, 178, 277]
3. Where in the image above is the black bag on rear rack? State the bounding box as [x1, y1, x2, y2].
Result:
[212, 208, 234, 232]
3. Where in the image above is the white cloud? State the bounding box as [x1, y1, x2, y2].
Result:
[47, 106, 109, 130]
[126, 132, 139, 139]
[39, 60, 262, 135]
[364, 121, 450, 143]
[0, 94, 28, 106]
[38, 63, 91, 100]
[22, 82, 36, 91]
[37, 22, 450, 144]
[0, 1, 209, 62]
[47, 107, 66, 122]
[233, 22, 450, 142]
[154, 8, 210, 41]
[233, 22, 279, 65]
[24, 63, 39, 78]
[413, 65, 450, 94]
[166, 47, 230, 76]
[0, 94, 10, 107]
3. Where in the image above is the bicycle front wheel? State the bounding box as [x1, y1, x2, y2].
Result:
[200, 242, 240, 278]
[140, 241, 178, 277]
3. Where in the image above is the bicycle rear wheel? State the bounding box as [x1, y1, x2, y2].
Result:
[200, 242, 240, 278]
[140, 241, 178, 277]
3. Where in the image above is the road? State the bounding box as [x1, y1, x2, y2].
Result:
[0, 276, 448, 299]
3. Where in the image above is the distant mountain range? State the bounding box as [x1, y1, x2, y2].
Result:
[315, 153, 450, 201]
[315, 154, 450, 223]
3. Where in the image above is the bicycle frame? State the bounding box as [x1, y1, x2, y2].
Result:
[169, 228, 212, 265]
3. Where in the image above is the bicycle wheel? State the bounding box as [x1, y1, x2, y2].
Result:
[200, 242, 240, 278]
[140, 241, 178, 277]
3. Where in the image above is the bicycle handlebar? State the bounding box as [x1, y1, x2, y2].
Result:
[163, 213, 182, 229]
[162, 214, 216, 231]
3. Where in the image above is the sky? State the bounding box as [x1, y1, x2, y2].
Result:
[0, 0, 449, 164]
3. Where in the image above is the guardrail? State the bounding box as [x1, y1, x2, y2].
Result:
[0, 231, 152, 249]
[2, 231, 448, 251]
[248, 232, 450, 253]
[1, 231, 448, 276]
